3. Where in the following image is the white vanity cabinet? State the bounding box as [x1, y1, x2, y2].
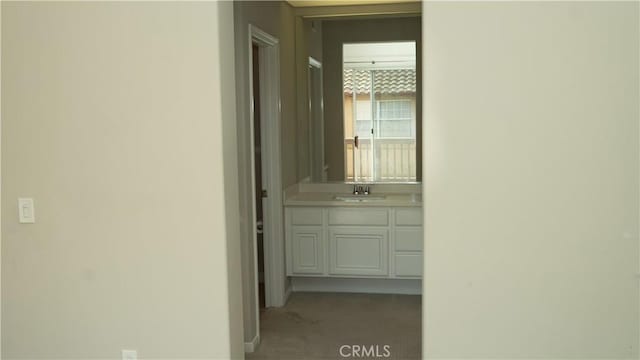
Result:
[285, 206, 423, 279]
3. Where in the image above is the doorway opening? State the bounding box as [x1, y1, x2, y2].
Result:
[250, 14, 422, 360]
[244, 24, 286, 353]
[252, 43, 266, 309]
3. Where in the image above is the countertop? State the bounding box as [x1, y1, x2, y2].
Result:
[283, 192, 422, 207]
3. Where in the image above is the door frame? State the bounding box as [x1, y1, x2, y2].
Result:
[247, 25, 286, 316]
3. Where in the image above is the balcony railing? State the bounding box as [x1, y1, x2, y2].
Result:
[345, 138, 416, 182]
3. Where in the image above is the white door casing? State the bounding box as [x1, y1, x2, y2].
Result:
[247, 25, 286, 317]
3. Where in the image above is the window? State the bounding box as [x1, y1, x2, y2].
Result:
[378, 100, 413, 138]
[343, 42, 417, 182]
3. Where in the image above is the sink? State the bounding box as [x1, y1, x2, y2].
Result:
[334, 194, 386, 202]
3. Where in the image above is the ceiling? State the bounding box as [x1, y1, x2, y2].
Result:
[286, 0, 419, 8]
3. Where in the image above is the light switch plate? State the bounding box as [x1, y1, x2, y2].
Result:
[122, 350, 137, 360]
[18, 198, 35, 223]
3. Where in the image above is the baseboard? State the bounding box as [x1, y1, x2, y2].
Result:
[290, 277, 422, 295]
[244, 333, 260, 353]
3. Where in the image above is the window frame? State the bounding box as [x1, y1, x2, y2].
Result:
[375, 99, 415, 139]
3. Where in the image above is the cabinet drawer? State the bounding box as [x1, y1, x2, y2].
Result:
[395, 208, 422, 226]
[395, 228, 423, 251]
[291, 208, 323, 225]
[395, 253, 422, 277]
[328, 208, 388, 226]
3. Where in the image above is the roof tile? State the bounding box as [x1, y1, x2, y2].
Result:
[344, 68, 416, 95]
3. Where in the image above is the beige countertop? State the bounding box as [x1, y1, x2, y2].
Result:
[284, 192, 422, 207]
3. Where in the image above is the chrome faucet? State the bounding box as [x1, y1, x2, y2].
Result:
[352, 184, 371, 195]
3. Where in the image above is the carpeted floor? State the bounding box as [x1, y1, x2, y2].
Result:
[246, 292, 421, 360]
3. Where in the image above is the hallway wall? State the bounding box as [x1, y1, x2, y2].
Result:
[423, 2, 639, 358]
[1, 2, 243, 358]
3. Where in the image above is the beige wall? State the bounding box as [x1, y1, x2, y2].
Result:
[233, 0, 297, 344]
[322, 16, 422, 182]
[234, 1, 298, 190]
[0, 2, 3, 356]
[423, 2, 639, 359]
[306, 20, 323, 63]
[2, 2, 243, 359]
[219, 2, 245, 358]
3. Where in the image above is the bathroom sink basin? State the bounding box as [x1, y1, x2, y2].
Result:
[334, 194, 386, 202]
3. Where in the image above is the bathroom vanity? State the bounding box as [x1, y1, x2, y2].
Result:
[283, 184, 422, 293]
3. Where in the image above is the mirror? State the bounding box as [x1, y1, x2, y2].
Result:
[343, 42, 417, 182]
[308, 57, 326, 182]
[297, 15, 422, 183]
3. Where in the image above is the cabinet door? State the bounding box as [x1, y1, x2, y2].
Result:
[291, 226, 325, 275]
[329, 228, 388, 276]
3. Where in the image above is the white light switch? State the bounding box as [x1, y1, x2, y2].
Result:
[18, 198, 35, 223]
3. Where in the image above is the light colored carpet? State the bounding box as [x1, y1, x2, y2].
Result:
[247, 292, 421, 360]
